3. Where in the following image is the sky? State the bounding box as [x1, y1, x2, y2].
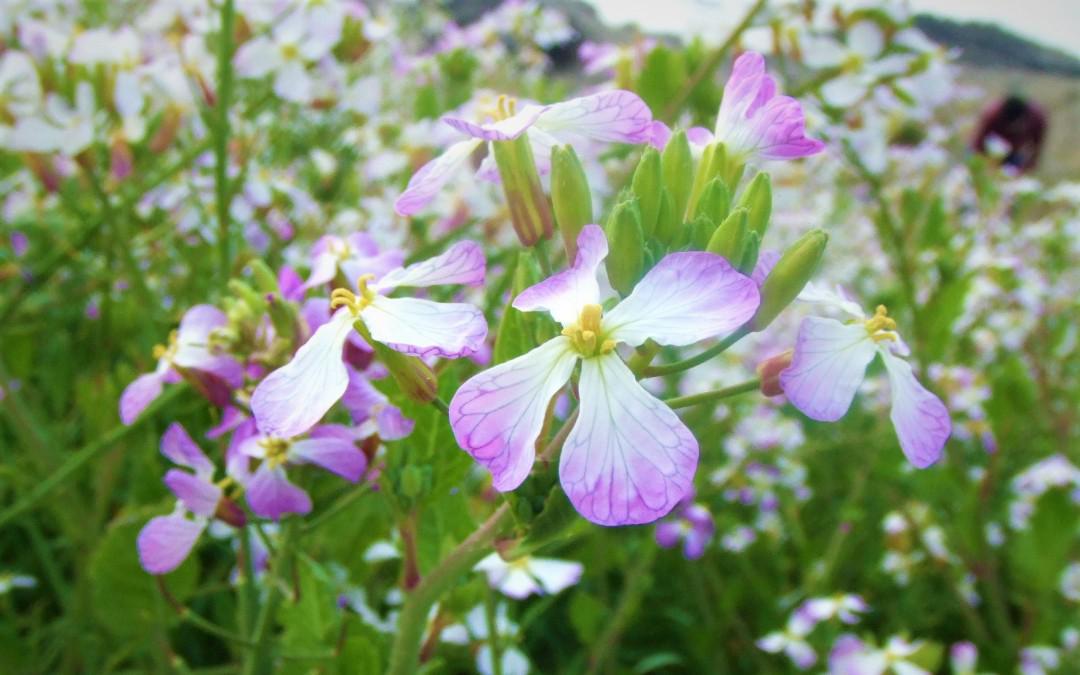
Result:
[587, 0, 1080, 58]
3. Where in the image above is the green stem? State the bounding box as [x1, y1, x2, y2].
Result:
[587, 544, 657, 674]
[215, 0, 236, 283]
[301, 483, 371, 534]
[533, 239, 553, 277]
[0, 386, 186, 529]
[244, 519, 298, 675]
[664, 379, 760, 409]
[386, 504, 514, 675]
[431, 397, 450, 414]
[660, 0, 767, 122]
[236, 526, 258, 636]
[643, 327, 750, 378]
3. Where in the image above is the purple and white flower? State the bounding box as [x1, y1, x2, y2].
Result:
[301, 232, 405, 292]
[120, 304, 243, 425]
[395, 90, 653, 215]
[450, 225, 759, 525]
[779, 287, 951, 468]
[240, 426, 367, 520]
[473, 553, 583, 599]
[252, 240, 487, 438]
[680, 52, 824, 163]
[655, 500, 715, 559]
[137, 423, 237, 575]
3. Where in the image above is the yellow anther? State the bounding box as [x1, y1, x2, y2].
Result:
[280, 42, 300, 61]
[259, 438, 290, 469]
[864, 305, 899, 342]
[494, 95, 518, 121]
[152, 330, 179, 361]
[331, 274, 379, 314]
[562, 304, 616, 357]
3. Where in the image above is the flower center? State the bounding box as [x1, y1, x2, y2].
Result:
[330, 273, 378, 315]
[280, 42, 300, 61]
[863, 305, 898, 342]
[152, 330, 180, 361]
[562, 304, 616, 358]
[259, 438, 291, 469]
[491, 94, 517, 121]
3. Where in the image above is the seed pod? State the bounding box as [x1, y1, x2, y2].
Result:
[706, 207, 748, 265]
[631, 147, 662, 237]
[661, 130, 693, 221]
[752, 229, 829, 331]
[550, 145, 593, 260]
[604, 198, 644, 296]
[492, 134, 554, 247]
[735, 171, 772, 238]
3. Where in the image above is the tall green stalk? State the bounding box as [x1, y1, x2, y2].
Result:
[215, 0, 236, 283]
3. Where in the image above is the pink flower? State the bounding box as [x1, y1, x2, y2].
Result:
[450, 225, 759, 526]
[240, 426, 367, 521]
[394, 90, 653, 215]
[137, 424, 237, 575]
[779, 287, 951, 468]
[119, 305, 243, 425]
[301, 233, 405, 292]
[710, 52, 824, 162]
[252, 240, 487, 438]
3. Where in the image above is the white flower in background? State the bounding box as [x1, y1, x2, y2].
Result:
[442, 604, 530, 675]
[0, 51, 42, 117]
[9, 81, 96, 156]
[474, 553, 583, 599]
[801, 20, 913, 108]
[233, 8, 343, 104]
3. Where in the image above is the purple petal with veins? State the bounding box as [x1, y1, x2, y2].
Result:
[361, 296, 487, 359]
[164, 469, 222, 518]
[450, 337, 578, 491]
[137, 512, 205, 575]
[290, 437, 367, 482]
[246, 465, 312, 520]
[560, 353, 697, 526]
[780, 317, 876, 422]
[881, 350, 950, 468]
[375, 240, 485, 291]
[513, 224, 608, 326]
[160, 422, 214, 475]
[604, 251, 759, 347]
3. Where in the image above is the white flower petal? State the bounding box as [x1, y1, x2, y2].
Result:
[780, 317, 876, 422]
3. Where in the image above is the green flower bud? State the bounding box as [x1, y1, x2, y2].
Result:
[631, 147, 662, 237]
[604, 198, 645, 296]
[661, 130, 692, 221]
[735, 172, 772, 238]
[371, 340, 439, 403]
[400, 465, 425, 499]
[267, 295, 299, 345]
[706, 207, 748, 264]
[492, 134, 554, 247]
[752, 229, 829, 331]
[246, 259, 280, 295]
[550, 145, 593, 260]
[227, 279, 268, 316]
[738, 230, 761, 275]
[654, 188, 678, 246]
[693, 177, 731, 225]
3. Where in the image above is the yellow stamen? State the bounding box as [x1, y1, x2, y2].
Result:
[330, 273, 378, 314]
[259, 438, 290, 469]
[494, 95, 517, 121]
[280, 42, 300, 61]
[864, 305, 899, 342]
[152, 330, 180, 360]
[562, 304, 616, 357]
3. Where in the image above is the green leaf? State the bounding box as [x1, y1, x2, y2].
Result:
[569, 592, 609, 643]
[88, 512, 199, 638]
